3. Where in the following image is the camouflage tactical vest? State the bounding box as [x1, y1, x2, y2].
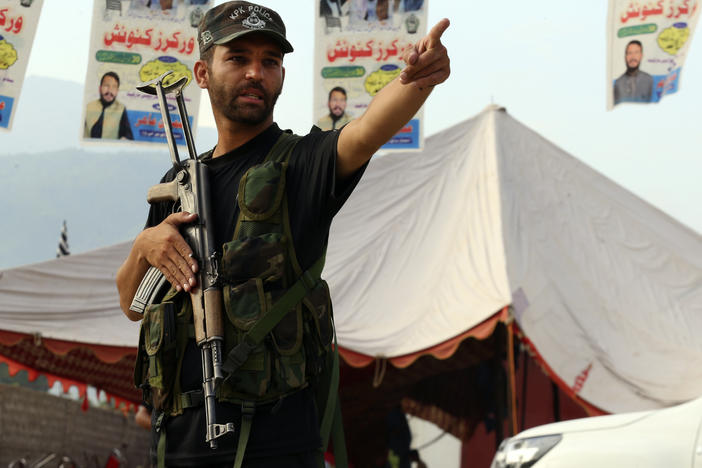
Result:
[134, 131, 336, 416]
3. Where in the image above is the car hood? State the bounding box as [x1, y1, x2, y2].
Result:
[516, 395, 702, 439]
[517, 410, 654, 437]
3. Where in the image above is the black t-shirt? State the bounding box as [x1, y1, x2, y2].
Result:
[144, 123, 365, 466]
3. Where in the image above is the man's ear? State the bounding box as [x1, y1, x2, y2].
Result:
[194, 60, 208, 89]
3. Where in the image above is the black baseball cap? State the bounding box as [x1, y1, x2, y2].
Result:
[198, 1, 294, 57]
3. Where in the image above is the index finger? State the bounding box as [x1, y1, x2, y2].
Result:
[165, 211, 198, 227]
[426, 18, 450, 49]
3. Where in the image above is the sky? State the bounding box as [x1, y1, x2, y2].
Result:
[13, 0, 702, 239]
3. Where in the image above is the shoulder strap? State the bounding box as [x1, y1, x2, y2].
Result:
[198, 148, 215, 161]
[264, 130, 301, 163]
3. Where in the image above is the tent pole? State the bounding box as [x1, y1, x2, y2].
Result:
[507, 314, 518, 436]
[552, 381, 561, 422]
[520, 344, 528, 431]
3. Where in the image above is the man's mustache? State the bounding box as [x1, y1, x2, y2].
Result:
[235, 81, 266, 97]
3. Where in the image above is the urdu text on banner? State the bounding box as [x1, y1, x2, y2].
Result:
[314, 0, 428, 151]
[0, 0, 44, 132]
[82, 0, 212, 145]
[607, 0, 701, 109]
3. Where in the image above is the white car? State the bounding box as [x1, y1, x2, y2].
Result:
[491, 395, 702, 467]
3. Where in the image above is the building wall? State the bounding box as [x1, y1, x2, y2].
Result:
[0, 384, 150, 467]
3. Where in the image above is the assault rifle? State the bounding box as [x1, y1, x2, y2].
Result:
[131, 71, 235, 448]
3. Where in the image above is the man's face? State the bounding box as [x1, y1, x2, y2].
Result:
[376, 0, 390, 20]
[100, 76, 119, 103]
[625, 43, 642, 70]
[206, 34, 284, 126]
[328, 90, 347, 118]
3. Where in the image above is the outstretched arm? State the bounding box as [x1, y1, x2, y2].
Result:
[116, 212, 198, 321]
[336, 18, 451, 178]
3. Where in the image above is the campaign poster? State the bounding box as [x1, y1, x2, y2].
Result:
[82, 0, 211, 145]
[0, 0, 44, 132]
[607, 0, 701, 109]
[314, 0, 428, 150]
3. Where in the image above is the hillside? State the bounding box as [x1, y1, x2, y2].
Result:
[2, 76, 218, 269]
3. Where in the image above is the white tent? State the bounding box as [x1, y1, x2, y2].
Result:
[327, 105, 702, 413]
[0, 241, 138, 346]
[1, 105, 700, 415]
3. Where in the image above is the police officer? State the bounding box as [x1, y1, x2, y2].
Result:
[116, 2, 450, 467]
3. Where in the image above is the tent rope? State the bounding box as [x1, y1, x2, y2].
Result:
[372, 357, 387, 388]
[413, 430, 448, 450]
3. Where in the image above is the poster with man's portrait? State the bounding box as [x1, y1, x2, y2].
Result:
[314, 0, 427, 150]
[82, 0, 212, 145]
[0, 0, 45, 132]
[607, 0, 701, 109]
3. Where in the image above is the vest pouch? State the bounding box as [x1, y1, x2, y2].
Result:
[221, 285, 307, 399]
[222, 342, 273, 399]
[142, 301, 177, 410]
[303, 280, 334, 347]
[221, 232, 287, 330]
[221, 233, 286, 283]
[269, 289, 304, 355]
[269, 293, 306, 393]
[134, 325, 148, 391]
[223, 278, 266, 330]
[238, 161, 287, 221]
[273, 349, 306, 393]
[220, 278, 276, 399]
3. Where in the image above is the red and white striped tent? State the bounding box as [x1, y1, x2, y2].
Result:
[1, 105, 700, 465]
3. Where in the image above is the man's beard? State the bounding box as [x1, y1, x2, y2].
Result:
[100, 94, 116, 107]
[626, 61, 640, 74]
[329, 107, 344, 122]
[210, 80, 281, 125]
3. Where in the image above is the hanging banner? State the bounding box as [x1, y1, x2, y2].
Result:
[607, 0, 701, 109]
[0, 0, 44, 132]
[314, 0, 428, 150]
[82, 0, 211, 145]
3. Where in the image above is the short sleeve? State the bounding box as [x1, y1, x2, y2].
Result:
[285, 128, 368, 269]
[287, 128, 367, 221]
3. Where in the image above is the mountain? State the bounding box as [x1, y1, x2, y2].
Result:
[3, 76, 85, 155]
[1, 76, 218, 269]
[4, 148, 164, 268]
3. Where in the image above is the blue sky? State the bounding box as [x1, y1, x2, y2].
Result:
[16, 0, 702, 234]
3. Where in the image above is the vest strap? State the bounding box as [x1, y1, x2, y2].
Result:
[157, 431, 166, 468]
[263, 130, 299, 163]
[222, 335, 258, 374]
[331, 400, 348, 468]
[319, 340, 340, 446]
[233, 401, 256, 468]
[155, 412, 167, 468]
[180, 389, 204, 409]
[222, 255, 326, 375]
[319, 332, 348, 468]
